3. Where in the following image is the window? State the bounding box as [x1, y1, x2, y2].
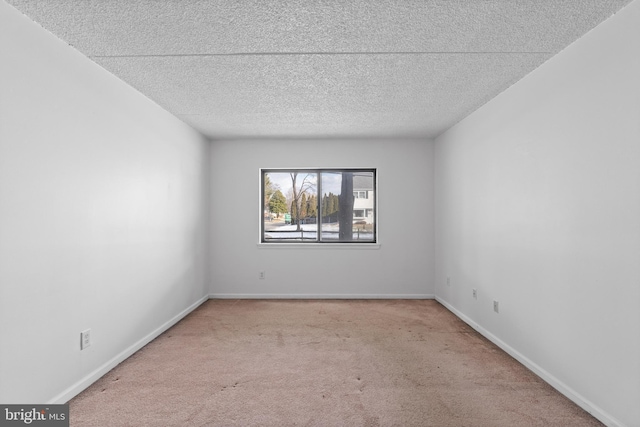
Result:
[261, 169, 376, 243]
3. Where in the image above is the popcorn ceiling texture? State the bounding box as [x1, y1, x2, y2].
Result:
[6, 0, 633, 139]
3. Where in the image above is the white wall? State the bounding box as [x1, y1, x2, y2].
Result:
[434, 1, 640, 426]
[210, 138, 434, 298]
[0, 3, 210, 403]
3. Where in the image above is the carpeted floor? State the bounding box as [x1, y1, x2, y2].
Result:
[69, 299, 602, 426]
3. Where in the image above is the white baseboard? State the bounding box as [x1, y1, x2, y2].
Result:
[209, 293, 435, 299]
[435, 296, 625, 427]
[49, 294, 209, 404]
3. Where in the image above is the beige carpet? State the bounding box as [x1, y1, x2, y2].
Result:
[69, 300, 602, 426]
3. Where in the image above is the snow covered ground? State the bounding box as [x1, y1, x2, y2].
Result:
[264, 223, 374, 241]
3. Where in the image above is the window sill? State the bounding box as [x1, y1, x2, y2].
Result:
[257, 242, 381, 250]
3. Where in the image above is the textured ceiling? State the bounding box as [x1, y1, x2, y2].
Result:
[6, 0, 634, 139]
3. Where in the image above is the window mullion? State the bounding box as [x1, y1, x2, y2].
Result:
[317, 171, 322, 242]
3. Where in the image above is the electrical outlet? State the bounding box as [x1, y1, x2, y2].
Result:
[472, 289, 477, 299]
[493, 301, 499, 313]
[81, 329, 91, 350]
[259, 271, 265, 280]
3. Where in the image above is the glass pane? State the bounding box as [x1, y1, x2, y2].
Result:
[320, 171, 375, 242]
[263, 171, 317, 242]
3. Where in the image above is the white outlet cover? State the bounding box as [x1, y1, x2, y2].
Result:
[81, 329, 91, 350]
